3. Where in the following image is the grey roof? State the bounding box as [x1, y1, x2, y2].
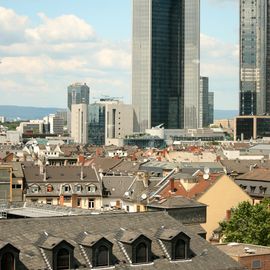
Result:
[24, 165, 99, 183]
[147, 196, 206, 209]
[159, 229, 189, 241]
[102, 176, 135, 198]
[0, 212, 244, 270]
[220, 159, 270, 175]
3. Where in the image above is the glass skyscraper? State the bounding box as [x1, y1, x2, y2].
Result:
[132, 0, 200, 132]
[240, 0, 270, 115]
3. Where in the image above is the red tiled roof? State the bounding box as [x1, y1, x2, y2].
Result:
[160, 173, 222, 199]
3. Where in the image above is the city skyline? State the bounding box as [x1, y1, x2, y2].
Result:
[0, 0, 238, 110]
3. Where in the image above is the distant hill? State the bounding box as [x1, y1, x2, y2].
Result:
[214, 110, 238, 120]
[0, 105, 237, 122]
[0, 105, 64, 121]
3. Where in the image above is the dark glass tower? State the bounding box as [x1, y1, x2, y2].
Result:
[132, 0, 200, 132]
[240, 0, 270, 115]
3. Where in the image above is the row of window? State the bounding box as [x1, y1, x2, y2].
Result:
[30, 184, 97, 194]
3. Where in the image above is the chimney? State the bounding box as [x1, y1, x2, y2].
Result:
[43, 167, 47, 181]
[226, 209, 231, 221]
[170, 178, 175, 193]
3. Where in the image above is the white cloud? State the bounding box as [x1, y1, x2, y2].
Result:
[0, 7, 29, 44]
[25, 13, 96, 43]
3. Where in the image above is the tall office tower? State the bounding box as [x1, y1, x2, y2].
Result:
[67, 83, 90, 132]
[199, 77, 209, 127]
[71, 104, 88, 144]
[240, 0, 270, 115]
[132, 0, 200, 132]
[208, 92, 214, 125]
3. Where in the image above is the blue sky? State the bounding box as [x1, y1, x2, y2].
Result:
[0, 0, 239, 109]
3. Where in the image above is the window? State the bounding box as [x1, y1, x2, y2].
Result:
[75, 185, 82, 193]
[89, 199, 95, 209]
[88, 185, 96, 193]
[175, 239, 186, 260]
[64, 196, 71, 202]
[77, 198, 81, 207]
[46, 199, 53, 205]
[96, 245, 109, 267]
[252, 260, 261, 269]
[1, 252, 14, 270]
[63, 185, 70, 193]
[135, 243, 148, 263]
[47, 185, 53, 192]
[12, 184, 21, 189]
[250, 186, 256, 193]
[57, 248, 70, 270]
[32, 185, 39, 193]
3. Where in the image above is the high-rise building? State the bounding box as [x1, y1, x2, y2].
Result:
[240, 0, 270, 115]
[71, 104, 88, 144]
[132, 0, 200, 132]
[88, 99, 133, 146]
[208, 92, 214, 125]
[67, 83, 90, 132]
[199, 77, 209, 127]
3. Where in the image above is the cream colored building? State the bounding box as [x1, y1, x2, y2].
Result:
[196, 174, 252, 240]
[71, 103, 88, 144]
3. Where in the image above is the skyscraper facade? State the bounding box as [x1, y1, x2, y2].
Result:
[240, 0, 270, 115]
[199, 76, 209, 128]
[132, 0, 200, 132]
[67, 83, 90, 132]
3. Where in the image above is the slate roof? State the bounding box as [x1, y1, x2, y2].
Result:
[235, 168, 270, 182]
[220, 159, 270, 175]
[85, 157, 123, 172]
[24, 165, 99, 183]
[147, 196, 206, 209]
[102, 176, 135, 198]
[0, 211, 244, 270]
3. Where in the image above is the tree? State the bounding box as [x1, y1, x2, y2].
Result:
[220, 199, 270, 246]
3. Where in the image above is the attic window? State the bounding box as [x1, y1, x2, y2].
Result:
[57, 248, 70, 270]
[175, 239, 187, 260]
[88, 185, 96, 193]
[96, 245, 109, 267]
[75, 185, 82, 193]
[32, 185, 39, 193]
[135, 242, 148, 264]
[47, 184, 53, 192]
[1, 252, 14, 270]
[63, 185, 70, 193]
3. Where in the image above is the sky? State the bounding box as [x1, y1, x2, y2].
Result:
[0, 0, 238, 110]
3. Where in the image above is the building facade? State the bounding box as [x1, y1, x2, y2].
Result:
[240, 0, 270, 115]
[71, 104, 88, 144]
[208, 92, 214, 125]
[199, 77, 209, 127]
[43, 114, 64, 135]
[67, 83, 90, 132]
[132, 0, 200, 132]
[88, 99, 133, 146]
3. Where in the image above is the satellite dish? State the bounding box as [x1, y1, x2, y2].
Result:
[124, 191, 130, 197]
[203, 173, 210, 180]
[141, 193, 147, 200]
[204, 167, 210, 174]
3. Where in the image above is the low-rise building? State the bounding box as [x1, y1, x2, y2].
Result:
[216, 243, 270, 270]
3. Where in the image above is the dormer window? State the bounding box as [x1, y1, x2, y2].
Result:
[75, 185, 82, 193]
[57, 248, 70, 270]
[158, 229, 191, 261]
[135, 242, 148, 263]
[62, 184, 70, 193]
[31, 185, 39, 193]
[96, 245, 109, 267]
[1, 252, 14, 270]
[78, 234, 113, 268]
[119, 231, 152, 265]
[175, 239, 187, 260]
[47, 184, 53, 192]
[88, 184, 96, 193]
[0, 241, 20, 270]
